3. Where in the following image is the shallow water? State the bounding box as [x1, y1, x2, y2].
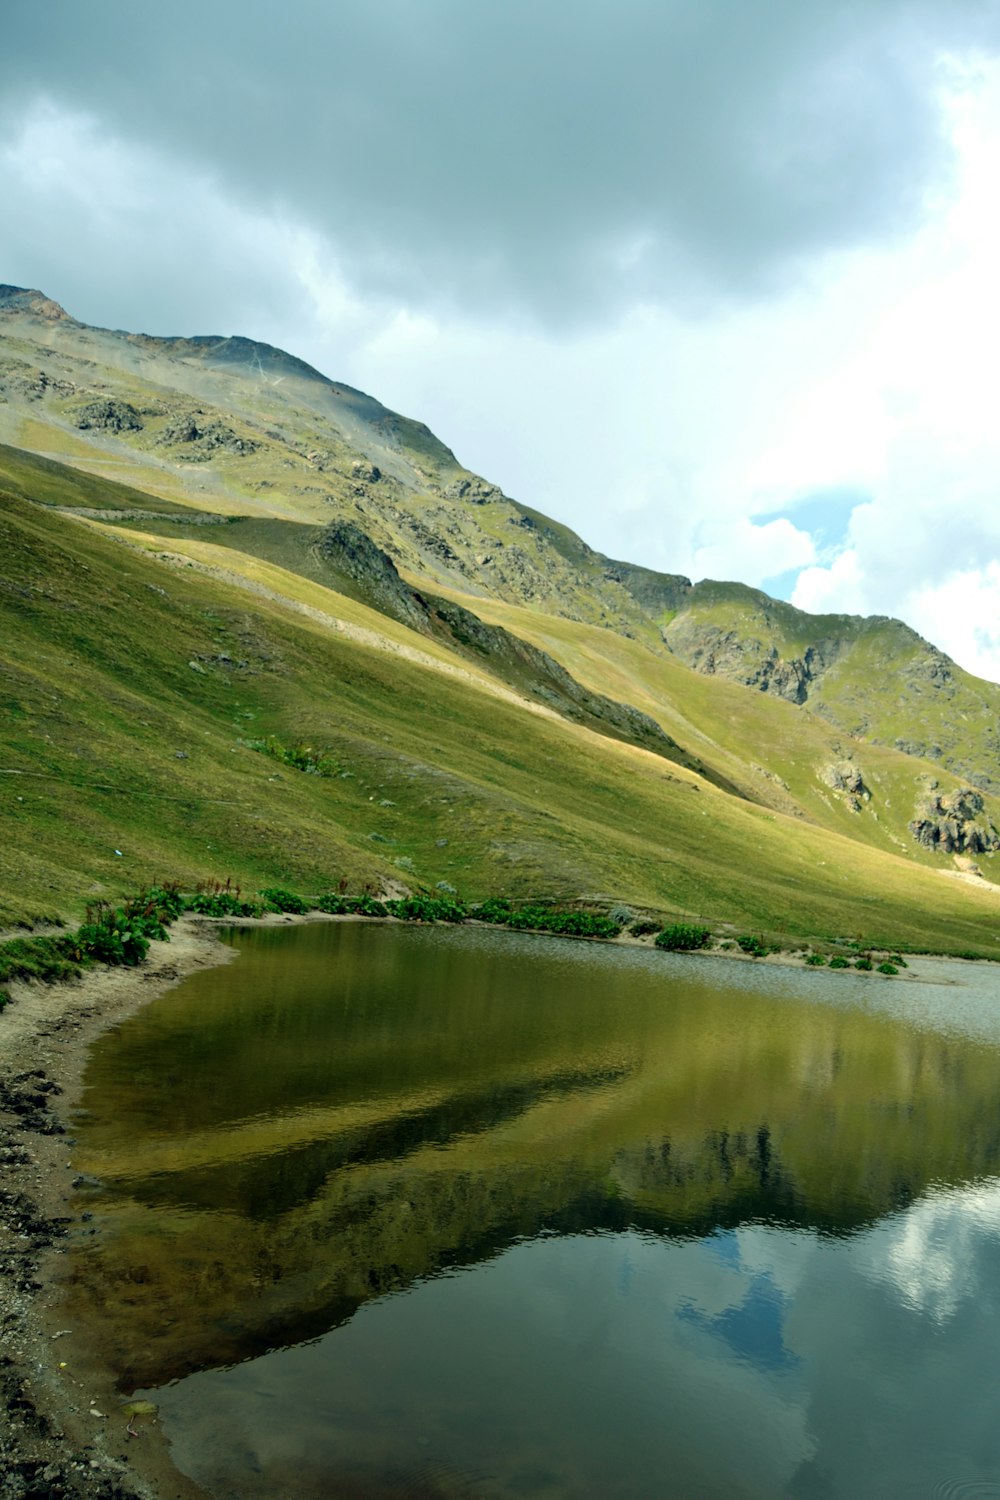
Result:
[66, 923, 1000, 1498]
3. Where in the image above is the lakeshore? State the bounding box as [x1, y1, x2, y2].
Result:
[0, 914, 985, 1500]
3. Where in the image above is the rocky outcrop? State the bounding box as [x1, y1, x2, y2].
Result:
[444, 474, 504, 505]
[821, 761, 871, 812]
[75, 398, 143, 432]
[351, 460, 381, 484]
[600, 560, 692, 618]
[316, 520, 430, 633]
[159, 412, 257, 457]
[909, 787, 1000, 855]
[314, 522, 728, 779]
[428, 596, 681, 759]
[0, 285, 72, 321]
[0, 361, 75, 402]
[665, 625, 843, 705]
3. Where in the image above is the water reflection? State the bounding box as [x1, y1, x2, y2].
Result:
[64, 923, 1000, 1498]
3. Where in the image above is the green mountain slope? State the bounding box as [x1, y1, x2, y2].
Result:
[3, 282, 998, 808]
[1, 284, 999, 950]
[3, 462, 1000, 959]
[662, 580, 1000, 794]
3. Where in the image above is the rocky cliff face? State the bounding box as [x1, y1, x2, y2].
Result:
[909, 786, 1000, 855]
[662, 620, 847, 705]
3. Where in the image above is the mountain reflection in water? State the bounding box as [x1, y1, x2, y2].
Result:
[63, 922, 1000, 1500]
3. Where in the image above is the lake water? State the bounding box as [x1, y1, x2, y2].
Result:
[65, 922, 1000, 1499]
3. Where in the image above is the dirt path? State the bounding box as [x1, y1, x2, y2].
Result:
[0, 917, 233, 1500]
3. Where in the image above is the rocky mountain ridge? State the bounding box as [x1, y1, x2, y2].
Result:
[1, 282, 997, 807]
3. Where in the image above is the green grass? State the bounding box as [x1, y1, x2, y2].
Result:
[659, 579, 1000, 795]
[426, 582, 1000, 870]
[3, 473, 1000, 959]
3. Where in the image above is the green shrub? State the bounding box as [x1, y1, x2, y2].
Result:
[501, 905, 618, 938]
[353, 893, 389, 917]
[315, 892, 350, 914]
[73, 903, 150, 967]
[142, 882, 185, 921]
[244, 736, 338, 777]
[736, 934, 768, 958]
[120, 895, 170, 942]
[472, 898, 514, 924]
[805, 953, 826, 966]
[888, 954, 908, 968]
[387, 896, 466, 923]
[628, 919, 662, 937]
[828, 955, 850, 969]
[877, 961, 899, 975]
[0, 988, 10, 1011]
[259, 887, 310, 915]
[187, 890, 263, 918]
[854, 956, 873, 971]
[655, 923, 712, 952]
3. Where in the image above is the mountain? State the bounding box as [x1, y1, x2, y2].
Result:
[1, 285, 998, 953]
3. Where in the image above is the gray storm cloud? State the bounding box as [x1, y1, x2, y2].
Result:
[2, 0, 996, 325]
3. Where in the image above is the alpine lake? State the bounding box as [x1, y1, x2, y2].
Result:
[61, 920, 1000, 1499]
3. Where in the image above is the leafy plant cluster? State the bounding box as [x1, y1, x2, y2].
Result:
[0, 883, 187, 999]
[389, 896, 467, 923]
[243, 736, 339, 777]
[472, 899, 620, 938]
[655, 923, 712, 952]
[259, 887, 310, 914]
[185, 878, 265, 917]
[807, 947, 906, 974]
[735, 933, 770, 959]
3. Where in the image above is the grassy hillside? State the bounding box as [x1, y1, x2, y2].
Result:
[3, 463, 1000, 958]
[4, 285, 999, 801]
[663, 580, 1000, 792]
[415, 583, 1000, 867]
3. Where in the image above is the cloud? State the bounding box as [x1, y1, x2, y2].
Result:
[792, 549, 868, 616]
[0, 101, 318, 339]
[905, 564, 1000, 682]
[1, 0, 996, 326]
[692, 516, 815, 589]
[3, 2, 1000, 683]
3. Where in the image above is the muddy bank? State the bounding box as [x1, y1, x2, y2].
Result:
[0, 917, 234, 1500]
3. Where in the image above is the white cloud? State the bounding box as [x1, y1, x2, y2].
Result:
[692, 517, 816, 589]
[3, 32, 1000, 683]
[874, 1177, 1000, 1324]
[0, 100, 314, 339]
[906, 564, 1000, 682]
[791, 549, 868, 617]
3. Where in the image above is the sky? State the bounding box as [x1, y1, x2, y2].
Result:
[3, 1, 1000, 678]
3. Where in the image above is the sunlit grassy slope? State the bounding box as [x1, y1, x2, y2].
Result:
[3, 457, 1000, 957]
[427, 585, 1000, 865]
[663, 580, 1000, 792]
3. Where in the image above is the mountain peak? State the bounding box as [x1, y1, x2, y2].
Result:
[0, 285, 74, 323]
